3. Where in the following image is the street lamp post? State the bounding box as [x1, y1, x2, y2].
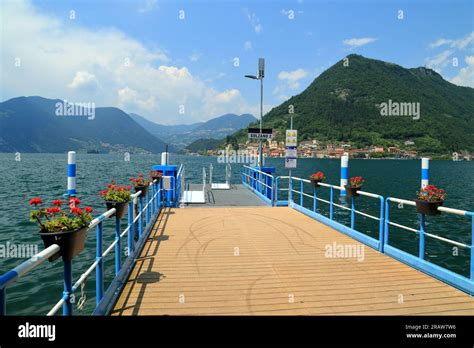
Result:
[245, 58, 265, 168]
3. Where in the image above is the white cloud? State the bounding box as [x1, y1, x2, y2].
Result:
[450, 56, 474, 88]
[425, 50, 454, 71]
[118, 86, 156, 111]
[430, 38, 453, 49]
[214, 89, 241, 103]
[272, 68, 309, 102]
[189, 51, 202, 62]
[244, 41, 252, 51]
[244, 9, 263, 34]
[138, 0, 158, 13]
[68, 71, 99, 90]
[426, 32, 474, 76]
[277, 68, 308, 89]
[342, 37, 377, 48]
[0, 0, 261, 124]
[429, 32, 474, 50]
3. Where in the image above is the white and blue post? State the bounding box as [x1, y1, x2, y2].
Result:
[67, 151, 77, 196]
[419, 157, 430, 259]
[340, 155, 349, 197]
[421, 157, 429, 189]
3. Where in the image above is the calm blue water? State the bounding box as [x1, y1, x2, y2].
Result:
[0, 153, 472, 315]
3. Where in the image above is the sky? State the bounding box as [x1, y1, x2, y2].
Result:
[0, 0, 473, 125]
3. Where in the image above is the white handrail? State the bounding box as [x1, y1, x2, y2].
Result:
[209, 164, 213, 186]
[226, 163, 231, 185]
[2, 244, 60, 287]
[202, 167, 207, 192]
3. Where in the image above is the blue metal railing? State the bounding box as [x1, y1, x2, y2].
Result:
[384, 197, 474, 295]
[241, 165, 274, 206]
[0, 177, 175, 316]
[283, 176, 385, 252]
[268, 174, 474, 295]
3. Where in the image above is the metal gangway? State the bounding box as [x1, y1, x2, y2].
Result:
[209, 163, 231, 190]
[180, 167, 206, 204]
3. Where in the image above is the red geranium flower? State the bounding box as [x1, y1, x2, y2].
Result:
[349, 176, 365, 188]
[69, 197, 81, 205]
[84, 207, 93, 213]
[310, 171, 325, 181]
[418, 185, 446, 202]
[126, 185, 131, 190]
[52, 199, 63, 207]
[46, 207, 61, 215]
[71, 207, 83, 215]
[29, 197, 43, 206]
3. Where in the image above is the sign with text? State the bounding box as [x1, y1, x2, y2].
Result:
[248, 128, 273, 140]
[285, 129, 297, 147]
[285, 158, 297, 169]
[285, 147, 297, 158]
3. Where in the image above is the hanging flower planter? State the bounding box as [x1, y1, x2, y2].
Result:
[134, 185, 148, 196]
[149, 170, 163, 183]
[415, 185, 446, 216]
[344, 176, 365, 198]
[129, 173, 149, 197]
[40, 227, 89, 262]
[309, 171, 325, 188]
[344, 185, 359, 197]
[30, 197, 93, 262]
[99, 181, 131, 219]
[104, 201, 128, 219]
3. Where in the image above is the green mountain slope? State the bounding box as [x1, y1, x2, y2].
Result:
[228, 54, 474, 154]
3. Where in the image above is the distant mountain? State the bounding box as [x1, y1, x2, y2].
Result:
[130, 112, 257, 148]
[194, 113, 256, 132]
[0, 96, 173, 153]
[227, 54, 474, 154]
[129, 113, 203, 139]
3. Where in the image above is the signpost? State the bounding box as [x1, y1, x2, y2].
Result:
[285, 130, 298, 147]
[285, 157, 297, 169]
[245, 58, 266, 167]
[285, 147, 297, 158]
[285, 129, 297, 169]
[248, 128, 273, 140]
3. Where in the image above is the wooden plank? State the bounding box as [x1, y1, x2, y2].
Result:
[111, 207, 474, 316]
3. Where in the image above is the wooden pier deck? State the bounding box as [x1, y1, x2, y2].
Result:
[111, 207, 474, 315]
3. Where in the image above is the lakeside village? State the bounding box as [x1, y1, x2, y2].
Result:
[202, 138, 473, 160]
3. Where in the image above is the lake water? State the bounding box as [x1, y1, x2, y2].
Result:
[0, 153, 472, 315]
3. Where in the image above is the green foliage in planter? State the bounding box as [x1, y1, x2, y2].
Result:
[99, 181, 132, 203]
[29, 197, 93, 233]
